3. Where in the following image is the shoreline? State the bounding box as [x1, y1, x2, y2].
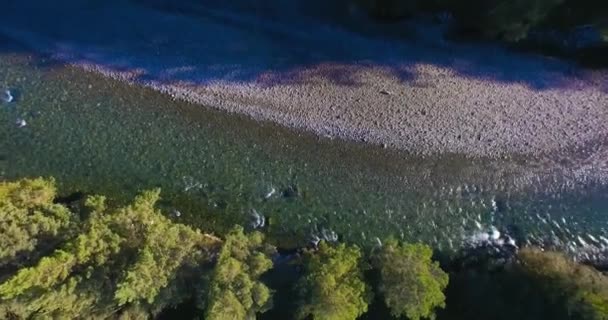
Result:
[2, 0, 608, 159]
[3, 44, 608, 264]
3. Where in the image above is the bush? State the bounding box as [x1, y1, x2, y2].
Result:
[517, 249, 608, 319]
[444, 248, 608, 320]
[204, 226, 276, 320]
[296, 242, 371, 320]
[0, 178, 75, 267]
[360, 0, 607, 43]
[0, 180, 221, 319]
[372, 239, 449, 320]
[449, 0, 565, 41]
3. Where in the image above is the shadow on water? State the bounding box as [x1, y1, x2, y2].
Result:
[0, 0, 605, 93]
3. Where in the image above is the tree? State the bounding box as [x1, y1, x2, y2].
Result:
[0, 178, 76, 267]
[517, 249, 608, 320]
[296, 241, 371, 320]
[372, 239, 448, 320]
[360, 0, 420, 20]
[0, 180, 221, 319]
[450, 0, 566, 41]
[205, 226, 275, 320]
[360, 0, 608, 44]
[444, 248, 608, 320]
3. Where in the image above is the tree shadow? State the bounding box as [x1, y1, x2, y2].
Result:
[1, 0, 605, 94]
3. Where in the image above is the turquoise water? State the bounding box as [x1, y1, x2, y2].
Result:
[2, 53, 608, 257]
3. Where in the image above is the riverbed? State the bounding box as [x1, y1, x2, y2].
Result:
[3, 0, 608, 158]
[2, 52, 608, 261]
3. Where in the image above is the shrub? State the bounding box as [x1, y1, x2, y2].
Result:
[296, 242, 371, 320]
[372, 239, 449, 320]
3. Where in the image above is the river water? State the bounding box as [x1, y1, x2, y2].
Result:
[2, 52, 608, 260]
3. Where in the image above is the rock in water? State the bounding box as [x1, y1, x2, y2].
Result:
[1, 90, 14, 103]
[282, 185, 300, 198]
[490, 227, 501, 240]
[264, 187, 276, 200]
[15, 118, 26, 128]
[309, 235, 321, 247]
[250, 209, 265, 229]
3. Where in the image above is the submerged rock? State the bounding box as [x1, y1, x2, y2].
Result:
[374, 237, 383, 248]
[309, 234, 321, 247]
[320, 228, 339, 242]
[282, 185, 300, 198]
[15, 118, 26, 128]
[249, 209, 265, 229]
[490, 227, 501, 240]
[1, 90, 14, 103]
[467, 226, 517, 250]
[263, 186, 276, 200]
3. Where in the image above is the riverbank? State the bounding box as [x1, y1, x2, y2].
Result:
[2, 0, 608, 159]
[3, 50, 608, 263]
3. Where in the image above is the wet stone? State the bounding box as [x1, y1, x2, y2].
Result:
[15, 118, 27, 128]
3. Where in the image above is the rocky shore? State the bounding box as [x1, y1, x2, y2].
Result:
[2, 0, 608, 158]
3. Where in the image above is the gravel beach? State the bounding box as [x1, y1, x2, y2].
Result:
[2, 0, 608, 158]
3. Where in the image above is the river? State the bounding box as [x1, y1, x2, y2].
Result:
[2, 52, 608, 261]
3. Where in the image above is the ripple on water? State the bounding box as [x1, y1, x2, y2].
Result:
[1, 53, 608, 259]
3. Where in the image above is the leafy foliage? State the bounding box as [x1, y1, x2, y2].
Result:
[444, 248, 608, 320]
[373, 239, 449, 320]
[205, 226, 275, 320]
[0, 178, 75, 266]
[0, 179, 221, 319]
[3, 178, 607, 320]
[361, 0, 607, 43]
[517, 249, 608, 320]
[359, 0, 419, 20]
[296, 242, 371, 320]
[542, 0, 608, 30]
[451, 0, 565, 41]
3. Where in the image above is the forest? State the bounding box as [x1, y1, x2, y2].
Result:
[362, 0, 607, 42]
[1, 178, 607, 319]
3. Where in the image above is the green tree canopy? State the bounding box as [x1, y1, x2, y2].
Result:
[444, 248, 608, 320]
[0, 179, 221, 319]
[0, 178, 76, 267]
[372, 239, 449, 320]
[517, 248, 608, 320]
[296, 241, 371, 320]
[360, 0, 608, 43]
[451, 0, 566, 41]
[205, 226, 275, 320]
